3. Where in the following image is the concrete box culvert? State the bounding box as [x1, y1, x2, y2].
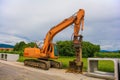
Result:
[87, 58, 120, 80]
[0, 53, 6, 60]
[0, 53, 19, 61]
[118, 59, 120, 80]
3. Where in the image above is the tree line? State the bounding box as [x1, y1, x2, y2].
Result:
[13, 41, 100, 57]
[56, 41, 100, 57]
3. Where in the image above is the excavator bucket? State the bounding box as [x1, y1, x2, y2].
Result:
[69, 61, 83, 73]
[68, 35, 83, 73]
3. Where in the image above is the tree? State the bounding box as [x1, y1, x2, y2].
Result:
[56, 40, 100, 57]
[118, 50, 120, 53]
[13, 41, 37, 56]
[56, 41, 75, 56]
[13, 43, 19, 51]
[27, 42, 37, 48]
[13, 41, 26, 51]
[82, 41, 100, 57]
[13, 41, 37, 51]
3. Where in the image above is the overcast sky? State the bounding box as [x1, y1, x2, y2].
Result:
[0, 0, 120, 50]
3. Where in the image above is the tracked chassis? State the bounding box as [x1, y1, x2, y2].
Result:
[24, 59, 62, 70]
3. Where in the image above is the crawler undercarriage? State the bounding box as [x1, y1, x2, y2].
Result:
[24, 59, 62, 70]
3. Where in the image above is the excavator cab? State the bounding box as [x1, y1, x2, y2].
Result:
[54, 44, 59, 56]
[46, 43, 59, 59]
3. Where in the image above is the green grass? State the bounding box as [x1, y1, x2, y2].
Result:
[98, 60, 114, 72]
[95, 52, 120, 58]
[53, 56, 88, 70]
[18, 56, 27, 62]
[18, 56, 114, 72]
[18, 56, 36, 62]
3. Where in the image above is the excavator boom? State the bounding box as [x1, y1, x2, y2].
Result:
[41, 9, 84, 58]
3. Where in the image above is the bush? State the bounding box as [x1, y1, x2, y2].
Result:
[0, 50, 23, 56]
[82, 41, 100, 57]
[13, 41, 37, 56]
[56, 40, 100, 57]
[119, 50, 120, 53]
[13, 41, 26, 51]
[14, 41, 37, 51]
[56, 41, 75, 56]
[94, 52, 120, 58]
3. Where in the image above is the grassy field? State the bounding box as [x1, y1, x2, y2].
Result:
[98, 60, 114, 72]
[18, 56, 114, 72]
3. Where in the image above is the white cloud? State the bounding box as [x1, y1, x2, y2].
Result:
[101, 45, 113, 50]
[90, 40, 120, 50]
[0, 0, 120, 50]
[0, 33, 28, 45]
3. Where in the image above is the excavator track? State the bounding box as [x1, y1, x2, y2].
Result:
[24, 59, 50, 70]
[24, 59, 62, 70]
[50, 60, 62, 69]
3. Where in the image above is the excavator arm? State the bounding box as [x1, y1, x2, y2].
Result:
[41, 9, 85, 58]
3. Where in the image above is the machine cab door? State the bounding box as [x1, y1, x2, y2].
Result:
[54, 44, 59, 56]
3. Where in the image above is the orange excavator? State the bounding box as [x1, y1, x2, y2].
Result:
[24, 9, 85, 72]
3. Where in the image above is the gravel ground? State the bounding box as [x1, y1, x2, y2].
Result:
[0, 60, 105, 80]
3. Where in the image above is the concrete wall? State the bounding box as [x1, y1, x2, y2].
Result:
[0, 53, 19, 61]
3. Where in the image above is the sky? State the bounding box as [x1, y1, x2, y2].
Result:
[0, 0, 120, 50]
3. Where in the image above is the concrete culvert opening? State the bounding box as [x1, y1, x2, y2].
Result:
[87, 58, 120, 80]
[98, 60, 114, 73]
